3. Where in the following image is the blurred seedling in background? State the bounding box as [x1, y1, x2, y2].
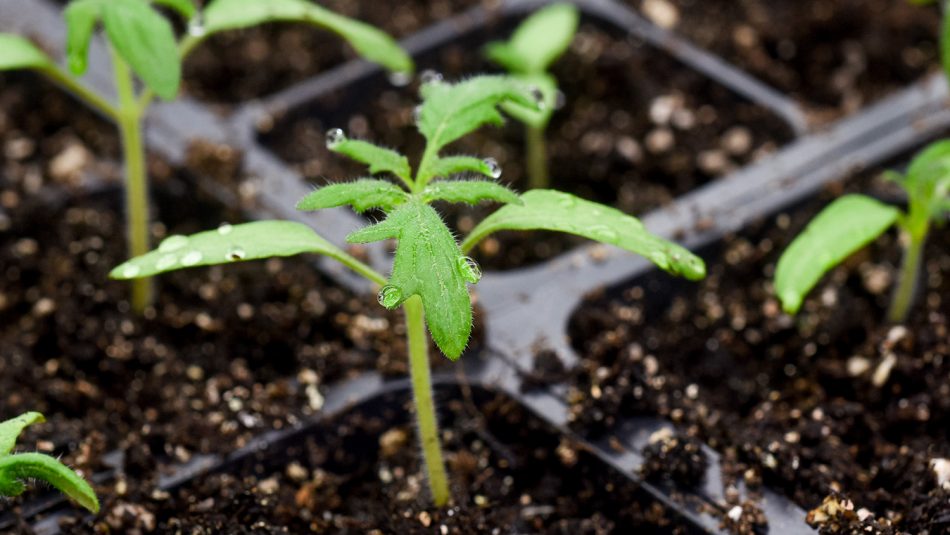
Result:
[111, 73, 706, 507]
[485, 2, 578, 189]
[0, 0, 412, 312]
[0, 412, 99, 514]
[775, 140, 950, 323]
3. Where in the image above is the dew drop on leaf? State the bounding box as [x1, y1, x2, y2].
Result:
[158, 235, 188, 253]
[589, 225, 618, 241]
[156, 254, 178, 271]
[420, 70, 443, 85]
[121, 264, 141, 278]
[217, 223, 233, 235]
[483, 158, 502, 179]
[556, 194, 576, 209]
[326, 128, 346, 149]
[187, 14, 206, 37]
[377, 285, 403, 308]
[226, 246, 246, 261]
[388, 71, 411, 87]
[412, 105, 423, 123]
[457, 256, 482, 284]
[530, 86, 545, 109]
[181, 250, 203, 266]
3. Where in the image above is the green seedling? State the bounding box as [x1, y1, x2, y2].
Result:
[111, 73, 706, 507]
[0, 412, 99, 514]
[484, 3, 578, 189]
[775, 140, 950, 323]
[0, 0, 412, 313]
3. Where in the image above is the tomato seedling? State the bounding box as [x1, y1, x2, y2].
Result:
[0, 0, 412, 312]
[111, 73, 706, 506]
[485, 3, 578, 189]
[775, 140, 950, 323]
[0, 412, 99, 514]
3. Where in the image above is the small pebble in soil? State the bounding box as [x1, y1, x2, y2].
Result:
[641, 0, 679, 29]
[641, 427, 708, 487]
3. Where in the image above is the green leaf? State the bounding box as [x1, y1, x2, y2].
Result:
[110, 221, 348, 279]
[774, 194, 900, 314]
[0, 412, 44, 456]
[427, 155, 495, 179]
[902, 139, 950, 219]
[462, 190, 706, 280]
[296, 179, 409, 213]
[202, 0, 413, 74]
[485, 2, 578, 73]
[64, 0, 103, 74]
[328, 137, 411, 182]
[151, 0, 197, 19]
[421, 180, 522, 206]
[347, 201, 473, 360]
[101, 0, 182, 99]
[0, 453, 99, 513]
[500, 73, 557, 128]
[0, 34, 54, 71]
[416, 75, 541, 181]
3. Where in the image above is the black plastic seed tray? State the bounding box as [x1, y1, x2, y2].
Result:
[2, 0, 950, 532]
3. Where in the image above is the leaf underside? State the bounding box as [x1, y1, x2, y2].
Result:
[110, 220, 345, 279]
[328, 139, 411, 181]
[202, 0, 412, 74]
[296, 179, 408, 213]
[0, 412, 44, 456]
[347, 201, 472, 360]
[462, 190, 706, 280]
[774, 194, 900, 314]
[0, 34, 54, 71]
[0, 453, 99, 513]
[421, 180, 521, 206]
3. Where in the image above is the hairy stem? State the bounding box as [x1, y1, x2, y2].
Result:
[525, 124, 549, 190]
[888, 226, 927, 323]
[404, 295, 450, 506]
[112, 48, 152, 312]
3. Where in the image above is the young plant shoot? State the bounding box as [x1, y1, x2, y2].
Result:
[774, 140, 950, 323]
[111, 74, 706, 507]
[484, 3, 578, 189]
[0, 412, 99, 514]
[0, 0, 412, 312]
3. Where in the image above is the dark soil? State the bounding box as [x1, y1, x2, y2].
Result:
[566, 171, 950, 533]
[54, 388, 691, 534]
[639, 0, 940, 122]
[261, 16, 793, 271]
[183, 0, 480, 104]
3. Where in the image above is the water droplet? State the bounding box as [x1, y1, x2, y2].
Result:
[121, 264, 141, 278]
[412, 105, 423, 123]
[326, 128, 346, 149]
[530, 86, 545, 109]
[187, 13, 206, 37]
[158, 235, 188, 253]
[156, 254, 178, 271]
[217, 223, 233, 235]
[556, 194, 576, 209]
[377, 285, 403, 308]
[457, 256, 482, 284]
[483, 158, 501, 179]
[181, 250, 203, 266]
[589, 225, 618, 241]
[555, 90, 566, 110]
[388, 70, 411, 87]
[226, 246, 246, 261]
[420, 70, 443, 85]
